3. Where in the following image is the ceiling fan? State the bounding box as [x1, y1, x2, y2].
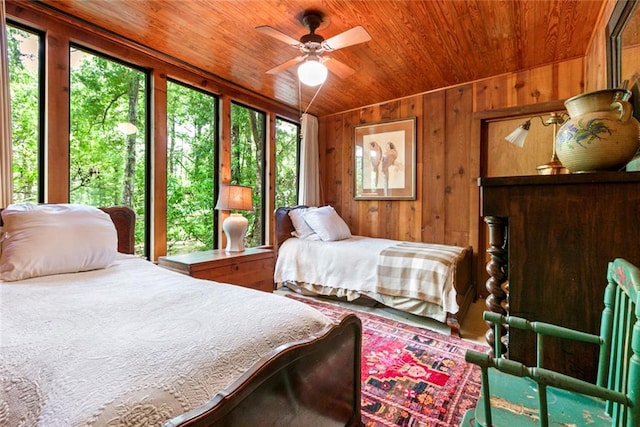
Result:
[256, 11, 371, 86]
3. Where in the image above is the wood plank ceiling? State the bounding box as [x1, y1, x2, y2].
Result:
[34, 0, 605, 118]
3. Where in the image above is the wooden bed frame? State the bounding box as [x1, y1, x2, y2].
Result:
[0, 205, 363, 426]
[0, 207, 136, 254]
[274, 205, 476, 337]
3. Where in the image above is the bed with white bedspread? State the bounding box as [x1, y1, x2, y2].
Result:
[0, 204, 362, 426]
[274, 205, 475, 336]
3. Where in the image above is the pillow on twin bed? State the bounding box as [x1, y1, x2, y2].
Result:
[301, 205, 352, 241]
[0, 204, 118, 282]
[288, 207, 320, 240]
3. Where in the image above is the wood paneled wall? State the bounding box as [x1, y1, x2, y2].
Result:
[585, 0, 618, 92]
[319, 17, 613, 293]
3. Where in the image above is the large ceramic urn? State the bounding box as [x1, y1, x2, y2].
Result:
[555, 89, 640, 173]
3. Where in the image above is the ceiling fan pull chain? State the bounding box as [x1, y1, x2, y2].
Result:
[298, 79, 303, 119]
[303, 80, 325, 116]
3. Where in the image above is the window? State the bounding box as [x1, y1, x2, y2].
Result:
[7, 24, 42, 204]
[230, 102, 266, 247]
[166, 80, 218, 255]
[6, 10, 300, 261]
[275, 117, 300, 208]
[69, 47, 148, 256]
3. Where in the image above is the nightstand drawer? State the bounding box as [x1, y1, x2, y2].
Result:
[158, 247, 275, 292]
[192, 257, 274, 291]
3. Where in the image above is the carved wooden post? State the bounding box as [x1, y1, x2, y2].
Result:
[484, 215, 508, 357]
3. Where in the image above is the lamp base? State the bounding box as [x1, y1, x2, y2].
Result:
[223, 213, 248, 252]
[536, 158, 570, 175]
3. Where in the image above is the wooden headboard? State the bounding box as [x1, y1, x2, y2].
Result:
[100, 207, 136, 254]
[0, 205, 136, 255]
[274, 205, 308, 252]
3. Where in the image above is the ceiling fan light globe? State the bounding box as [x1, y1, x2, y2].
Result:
[298, 60, 328, 86]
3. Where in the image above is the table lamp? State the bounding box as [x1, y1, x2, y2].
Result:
[215, 184, 254, 252]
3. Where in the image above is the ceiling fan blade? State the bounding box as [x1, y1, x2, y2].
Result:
[323, 26, 371, 51]
[255, 25, 301, 48]
[322, 57, 356, 79]
[266, 56, 305, 75]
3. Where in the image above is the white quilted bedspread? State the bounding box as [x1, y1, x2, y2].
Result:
[0, 254, 333, 426]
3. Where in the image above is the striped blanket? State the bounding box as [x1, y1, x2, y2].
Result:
[375, 241, 465, 305]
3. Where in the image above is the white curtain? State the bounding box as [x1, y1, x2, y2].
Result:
[0, 0, 13, 207]
[298, 113, 321, 206]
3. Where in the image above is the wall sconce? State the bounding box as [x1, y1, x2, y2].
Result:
[505, 112, 570, 175]
[215, 184, 254, 252]
[298, 55, 328, 86]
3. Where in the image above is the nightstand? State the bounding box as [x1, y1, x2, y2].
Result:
[157, 247, 275, 292]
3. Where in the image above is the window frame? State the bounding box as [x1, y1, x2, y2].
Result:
[274, 115, 301, 207]
[68, 43, 152, 257]
[165, 77, 220, 254]
[230, 100, 268, 246]
[7, 20, 46, 204]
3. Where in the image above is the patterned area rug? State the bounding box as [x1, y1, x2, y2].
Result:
[286, 294, 487, 427]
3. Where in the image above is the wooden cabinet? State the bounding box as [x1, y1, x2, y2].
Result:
[157, 247, 275, 292]
[480, 172, 640, 382]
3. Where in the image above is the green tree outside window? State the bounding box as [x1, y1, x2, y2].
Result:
[7, 25, 40, 204]
[275, 117, 300, 208]
[69, 47, 148, 256]
[231, 103, 265, 247]
[166, 80, 217, 254]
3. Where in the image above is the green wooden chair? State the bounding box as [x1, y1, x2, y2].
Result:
[461, 258, 640, 427]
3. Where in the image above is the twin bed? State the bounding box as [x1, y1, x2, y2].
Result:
[274, 206, 475, 336]
[0, 204, 362, 426]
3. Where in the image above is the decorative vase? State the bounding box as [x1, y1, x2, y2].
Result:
[555, 89, 640, 173]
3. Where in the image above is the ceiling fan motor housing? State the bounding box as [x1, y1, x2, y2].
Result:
[302, 12, 323, 31]
[300, 33, 324, 44]
[300, 12, 325, 50]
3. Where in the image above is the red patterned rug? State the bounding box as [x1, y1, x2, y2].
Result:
[286, 294, 487, 427]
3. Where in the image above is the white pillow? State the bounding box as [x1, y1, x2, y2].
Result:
[301, 206, 352, 242]
[0, 204, 118, 281]
[288, 207, 319, 240]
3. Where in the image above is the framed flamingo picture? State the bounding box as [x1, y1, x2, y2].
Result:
[353, 117, 416, 200]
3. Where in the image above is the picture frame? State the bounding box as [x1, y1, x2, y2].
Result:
[354, 117, 416, 200]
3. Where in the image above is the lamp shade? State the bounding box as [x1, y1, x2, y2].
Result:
[298, 59, 328, 86]
[215, 184, 254, 212]
[215, 184, 253, 252]
[505, 120, 531, 148]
